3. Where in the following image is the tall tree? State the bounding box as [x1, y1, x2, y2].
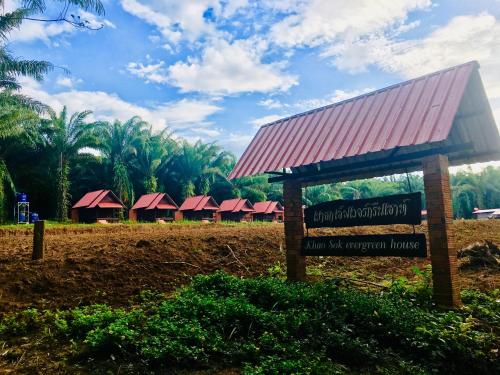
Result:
[166, 140, 235, 201]
[134, 128, 175, 194]
[40, 106, 100, 221]
[95, 117, 149, 206]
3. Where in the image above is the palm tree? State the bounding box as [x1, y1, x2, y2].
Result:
[40, 106, 100, 221]
[95, 117, 149, 206]
[0, 92, 43, 221]
[0, 3, 53, 90]
[166, 140, 235, 200]
[134, 128, 175, 194]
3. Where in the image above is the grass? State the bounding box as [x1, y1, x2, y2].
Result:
[1, 271, 498, 374]
[0, 219, 279, 230]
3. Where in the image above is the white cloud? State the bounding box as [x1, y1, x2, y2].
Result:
[222, 0, 249, 18]
[167, 38, 298, 95]
[295, 88, 374, 111]
[269, 0, 431, 48]
[19, 77, 222, 133]
[218, 132, 256, 154]
[120, 0, 220, 45]
[55, 75, 82, 89]
[258, 98, 286, 109]
[250, 114, 283, 128]
[326, 13, 500, 100]
[127, 62, 169, 84]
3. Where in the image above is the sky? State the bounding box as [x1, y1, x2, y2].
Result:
[4, 0, 500, 166]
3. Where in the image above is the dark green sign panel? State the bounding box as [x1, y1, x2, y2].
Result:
[304, 192, 422, 228]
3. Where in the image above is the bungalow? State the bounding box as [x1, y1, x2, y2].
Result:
[216, 198, 254, 222]
[71, 190, 124, 223]
[472, 208, 500, 220]
[129, 193, 179, 222]
[253, 201, 284, 222]
[178, 195, 219, 221]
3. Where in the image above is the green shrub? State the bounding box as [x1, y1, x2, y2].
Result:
[1, 272, 498, 374]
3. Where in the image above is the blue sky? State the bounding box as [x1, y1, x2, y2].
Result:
[5, 0, 500, 159]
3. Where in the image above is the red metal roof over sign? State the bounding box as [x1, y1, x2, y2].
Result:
[229, 61, 500, 180]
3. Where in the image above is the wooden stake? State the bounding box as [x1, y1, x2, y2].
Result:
[32, 220, 45, 260]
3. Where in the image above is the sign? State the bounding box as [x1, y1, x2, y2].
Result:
[301, 233, 427, 257]
[304, 192, 422, 228]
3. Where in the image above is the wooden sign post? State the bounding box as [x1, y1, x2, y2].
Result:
[283, 169, 461, 309]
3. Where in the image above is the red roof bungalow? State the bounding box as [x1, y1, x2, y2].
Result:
[216, 198, 255, 222]
[71, 190, 124, 223]
[178, 195, 219, 221]
[253, 201, 284, 222]
[129, 193, 179, 222]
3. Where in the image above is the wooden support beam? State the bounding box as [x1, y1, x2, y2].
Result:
[422, 154, 461, 308]
[283, 180, 306, 281]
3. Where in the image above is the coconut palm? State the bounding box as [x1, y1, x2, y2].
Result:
[40, 106, 100, 221]
[134, 128, 176, 194]
[95, 117, 149, 206]
[0, 3, 53, 90]
[166, 140, 235, 200]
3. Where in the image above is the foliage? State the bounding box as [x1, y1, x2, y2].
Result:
[0, 0, 105, 221]
[1, 273, 498, 374]
[39, 107, 101, 221]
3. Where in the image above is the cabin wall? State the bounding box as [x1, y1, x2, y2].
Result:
[219, 212, 253, 222]
[71, 209, 79, 223]
[182, 210, 215, 221]
[75, 208, 120, 223]
[253, 213, 283, 222]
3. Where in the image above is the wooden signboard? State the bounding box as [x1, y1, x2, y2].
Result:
[301, 233, 427, 257]
[304, 192, 422, 228]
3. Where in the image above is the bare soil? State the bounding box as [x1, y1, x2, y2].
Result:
[0, 221, 499, 313]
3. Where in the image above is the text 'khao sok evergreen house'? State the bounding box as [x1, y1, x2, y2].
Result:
[129, 193, 179, 222]
[71, 190, 124, 223]
[178, 195, 219, 221]
[216, 198, 255, 222]
[253, 201, 284, 222]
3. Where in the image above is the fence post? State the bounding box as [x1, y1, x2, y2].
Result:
[32, 220, 45, 260]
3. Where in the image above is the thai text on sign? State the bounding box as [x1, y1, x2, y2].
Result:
[304, 192, 422, 228]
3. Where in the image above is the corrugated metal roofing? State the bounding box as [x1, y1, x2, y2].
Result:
[73, 190, 105, 208]
[218, 198, 254, 212]
[179, 195, 219, 211]
[131, 193, 178, 210]
[97, 202, 124, 209]
[229, 61, 500, 180]
[73, 190, 124, 209]
[253, 201, 284, 214]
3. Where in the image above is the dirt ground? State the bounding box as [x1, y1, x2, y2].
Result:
[0, 221, 499, 313]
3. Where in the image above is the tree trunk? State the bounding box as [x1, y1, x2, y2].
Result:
[56, 155, 70, 222]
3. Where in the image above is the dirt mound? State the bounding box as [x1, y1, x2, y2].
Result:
[458, 241, 500, 269]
